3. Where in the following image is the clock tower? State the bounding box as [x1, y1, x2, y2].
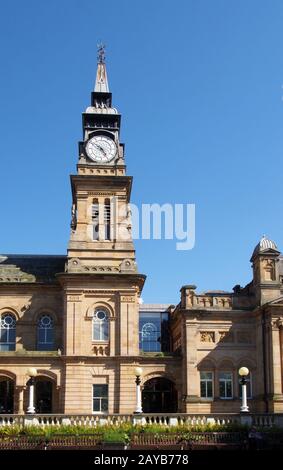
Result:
[67, 45, 139, 275]
[57, 47, 145, 415]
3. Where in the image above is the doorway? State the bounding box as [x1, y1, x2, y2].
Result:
[142, 377, 177, 413]
[0, 377, 14, 413]
[35, 379, 53, 413]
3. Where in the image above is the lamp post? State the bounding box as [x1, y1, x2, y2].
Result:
[134, 367, 143, 414]
[27, 367, 37, 414]
[239, 367, 249, 413]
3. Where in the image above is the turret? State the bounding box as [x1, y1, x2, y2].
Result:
[251, 236, 281, 305]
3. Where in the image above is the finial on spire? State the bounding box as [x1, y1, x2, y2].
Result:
[94, 43, 109, 93]
[97, 43, 106, 64]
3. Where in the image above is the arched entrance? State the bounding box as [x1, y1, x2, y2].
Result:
[35, 379, 53, 413]
[142, 377, 177, 413]
[0, 377, 14, 413]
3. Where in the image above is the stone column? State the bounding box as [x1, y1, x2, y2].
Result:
[184, 320, 199, 412]
[278, 318, 283, 394]
[119, 295, 139, 356]
[109, 316, 116, 356]
[98, 197, 105, 241]
[271, 319, 283, 395]
[16, 386, 25, 415]
[27, 378, 36, 414]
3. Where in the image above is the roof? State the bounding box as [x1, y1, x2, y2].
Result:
[0, 255, 66, 284]
[251, 236, 279, 260]
[94, 61, 109, 93]
[139, 303, 171, 312]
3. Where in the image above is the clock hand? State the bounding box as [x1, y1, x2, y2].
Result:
[94, 144, 107, 156]
[98, 145, 107, 156]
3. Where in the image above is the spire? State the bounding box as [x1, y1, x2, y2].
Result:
[94, 43, 109, 93]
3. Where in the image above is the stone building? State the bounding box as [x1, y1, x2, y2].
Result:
[0, 53, 283, 416]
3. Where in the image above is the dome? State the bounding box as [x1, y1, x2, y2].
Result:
[251, 235, 279, 259]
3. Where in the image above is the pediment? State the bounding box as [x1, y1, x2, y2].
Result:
[266, 296, 283, 307]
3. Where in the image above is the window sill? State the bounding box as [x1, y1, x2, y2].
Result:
[0, 350, 60, 356]
[139, 351, 178, 357]
[92, 341, 109, 344]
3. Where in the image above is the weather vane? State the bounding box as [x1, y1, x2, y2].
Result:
[97, 43, 106, 64]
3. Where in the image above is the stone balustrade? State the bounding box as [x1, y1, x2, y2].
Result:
[0, 413, 282, 428]
[252, 414, 280, 427]
[180, 286, 233, 310]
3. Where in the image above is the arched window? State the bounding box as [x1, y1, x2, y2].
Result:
[37, 315, 54, 351]
[0, 313, 16, 351]
[141, 322, 159, 352]
[93, 309, 109, 341]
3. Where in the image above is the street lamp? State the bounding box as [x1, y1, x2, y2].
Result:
[27, 367, 37, 414]
[239, 367, 250, 413]
[134, 367, 143, 414]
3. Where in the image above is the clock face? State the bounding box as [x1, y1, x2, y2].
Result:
[85, 135, 117, 163]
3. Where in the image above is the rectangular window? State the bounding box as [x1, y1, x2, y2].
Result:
[219, 372, 233, 399]
[200, 372, 213, 398]
[37, 329, 54, 351]
[93, 384, 108, 413]
[239, 375, 252, 399]
[92, 320, 109, 341]
[92, 202, 99, 240]
[0, 328, 16, 351]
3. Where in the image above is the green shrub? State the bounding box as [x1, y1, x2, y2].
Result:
[101, 429, 129, 444]
[0, 421, 254, 439]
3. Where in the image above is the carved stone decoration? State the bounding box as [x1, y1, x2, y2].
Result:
[67, 258, 82, 272]
[21, 303, 31, 313]
[237, 331, 252, 344]
[68, 259, 121, 273]
[121, 296, 135, 303]
[263, 259, 276, 281]
[219, 331, 234, 343]
[84, 265, 120, 273]
[93, 344, 110, 356]
[120, 259, 137, 273]
[200, 331, 215, 343]
[273, 317, 283, 330]
[68, 295, 81, 302]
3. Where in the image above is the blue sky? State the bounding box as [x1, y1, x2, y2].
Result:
[0, 0, 283, 304]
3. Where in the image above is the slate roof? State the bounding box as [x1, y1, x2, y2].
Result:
[0, 255, 66, 284]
